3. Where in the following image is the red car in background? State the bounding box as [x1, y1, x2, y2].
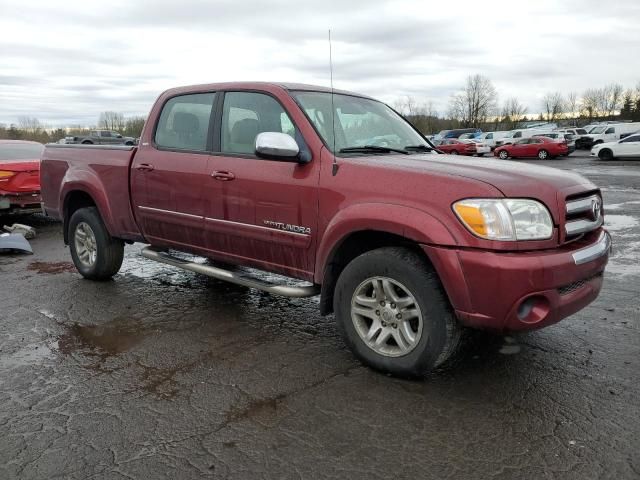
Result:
[437, 139, 489, 156]
[493, 137, 568, 160]
[0, 140, 44, 215]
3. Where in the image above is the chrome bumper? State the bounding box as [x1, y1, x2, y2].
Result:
[572, 231, 612, 265]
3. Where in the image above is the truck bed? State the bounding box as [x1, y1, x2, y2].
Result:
[40, 144, 142, 242]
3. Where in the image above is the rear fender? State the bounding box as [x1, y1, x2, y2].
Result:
[60, 172, 115, 240]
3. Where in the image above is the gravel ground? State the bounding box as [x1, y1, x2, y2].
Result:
[1, 152, 638, 479]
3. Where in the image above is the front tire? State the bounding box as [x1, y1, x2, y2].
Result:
[498, 150, 509, 159]
[450, 150, 459, 155]
[69, 207, 124, 280]
[334, 247, 462, 377]
[598, 149, 614, 161]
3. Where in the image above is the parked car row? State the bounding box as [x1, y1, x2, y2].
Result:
[575, 122, 640, 150]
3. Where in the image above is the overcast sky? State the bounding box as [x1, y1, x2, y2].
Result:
[1, 0, 639, 126]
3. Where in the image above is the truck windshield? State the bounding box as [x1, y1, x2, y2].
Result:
[291, 91, 431, 154]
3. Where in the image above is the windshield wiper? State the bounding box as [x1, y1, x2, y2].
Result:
[339, 145, 409, 155]
[404, 144, 435, 152]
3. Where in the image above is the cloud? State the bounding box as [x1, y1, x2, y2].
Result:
[0, 0, 639, 126]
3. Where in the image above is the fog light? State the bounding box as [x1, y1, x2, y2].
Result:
[517, 295, 550, 324]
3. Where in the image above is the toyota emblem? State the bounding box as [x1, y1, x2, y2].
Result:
[591, 198, 602, 220]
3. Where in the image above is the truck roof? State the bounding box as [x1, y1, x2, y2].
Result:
[159, 81, 375, 101]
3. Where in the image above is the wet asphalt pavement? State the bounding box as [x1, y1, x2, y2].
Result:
[1, 153, 639, 479]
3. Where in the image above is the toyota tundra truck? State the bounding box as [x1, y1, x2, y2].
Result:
[40, 82, 611, 377]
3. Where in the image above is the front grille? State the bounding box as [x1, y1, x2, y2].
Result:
[557, 271, 603, 296]
[564, 193, 603, 241]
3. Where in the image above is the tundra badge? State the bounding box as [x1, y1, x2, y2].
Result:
[263, 220, 311, 235]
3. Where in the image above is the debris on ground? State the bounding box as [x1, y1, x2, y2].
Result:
[0, 233, 33, 254]
[3, 223, 36, 239]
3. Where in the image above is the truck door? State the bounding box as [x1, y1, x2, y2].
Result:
[203, 91, 319, 281]
[131, 92, 216, 250]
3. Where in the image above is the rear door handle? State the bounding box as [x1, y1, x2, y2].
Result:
[136, 163, 154, 171]
[211, 170, 235, 181]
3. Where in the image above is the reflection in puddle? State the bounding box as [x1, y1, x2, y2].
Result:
[57, 317, 146, 359]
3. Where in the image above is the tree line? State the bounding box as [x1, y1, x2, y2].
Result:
[2, 76, 640, 143]
[0, 112, 146, 143]
[395, 74, 640, 134]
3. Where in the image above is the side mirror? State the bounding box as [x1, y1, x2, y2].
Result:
[117, 134, 123, 138]
[255, 132, 300, 161]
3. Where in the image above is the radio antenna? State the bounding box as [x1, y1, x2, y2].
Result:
[329, 29, 339, 176]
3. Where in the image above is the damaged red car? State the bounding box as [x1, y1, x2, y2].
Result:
[0, 140, 44, 215]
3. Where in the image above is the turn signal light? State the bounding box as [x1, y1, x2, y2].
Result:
[0, 170, 17, 180]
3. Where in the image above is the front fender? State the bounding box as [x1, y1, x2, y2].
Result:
[314, 202, 458, 283]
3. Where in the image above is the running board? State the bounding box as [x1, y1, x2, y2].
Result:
[140, 247, 320, 298]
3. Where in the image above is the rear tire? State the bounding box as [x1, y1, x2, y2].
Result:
[334, 247, 463, 377]
[537, 149, 549, 160]
[81, 140, 93, 145]
[451, 150, 459, 155]
[598, 149, 614, 161]
[69, 207, 124, 280]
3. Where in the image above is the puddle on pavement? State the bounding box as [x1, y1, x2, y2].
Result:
[57, 317, 147, 359]
[27, 261, 76, 274]
[604, 215, 639, 232]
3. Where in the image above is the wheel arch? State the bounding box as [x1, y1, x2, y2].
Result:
[62, 187, 112, 244]
[316, 204, 459, 316]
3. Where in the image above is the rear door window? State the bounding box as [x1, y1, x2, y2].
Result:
[155, 93, 215, 152]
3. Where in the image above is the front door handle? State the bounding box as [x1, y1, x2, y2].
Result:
[211, 170, 235, 181]
[136, 163, 154, 171]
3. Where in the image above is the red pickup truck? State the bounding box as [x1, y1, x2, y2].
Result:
[41, 82, 611, 376]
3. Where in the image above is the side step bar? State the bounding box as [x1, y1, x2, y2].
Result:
[140, 247, 320, 298]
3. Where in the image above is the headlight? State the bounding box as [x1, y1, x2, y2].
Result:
[453, 199, 553, 241]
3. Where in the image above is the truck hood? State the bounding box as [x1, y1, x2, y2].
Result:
[358, 153, 597, 222]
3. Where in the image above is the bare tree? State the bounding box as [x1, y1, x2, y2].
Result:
[124, 116, 146, 138]
[449, 74, 498, 128]
[581, 88, 601, 119]
[501, 97, 528, 130]
[542, 92, 565, 122]
[605, 83, 624, 119]
[98, 111, 125, 131]
[566, 92, 578, 125]
[18, 116, 44, 135]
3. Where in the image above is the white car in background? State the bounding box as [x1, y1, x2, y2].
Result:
[477, 131, 510, 150]
[591, 133, 640, 160]
[556, 127, 588, 137]
[496, 128, 554, 147]
[468, 139, 491, 155]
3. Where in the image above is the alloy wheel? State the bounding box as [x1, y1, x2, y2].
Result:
[350, 277, 424, 357]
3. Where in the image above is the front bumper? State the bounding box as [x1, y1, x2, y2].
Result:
[422, 230, 611, 332]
